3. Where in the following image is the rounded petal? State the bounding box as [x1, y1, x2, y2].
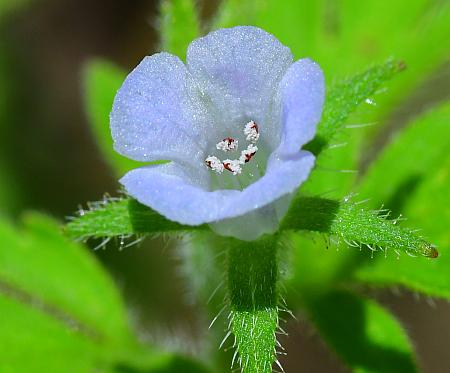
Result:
[111, 53, 209, 164]
[120, 151, 315, 240]
[186, 26, 293, 134]
[278, 58, 325, 155]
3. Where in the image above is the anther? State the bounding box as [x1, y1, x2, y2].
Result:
[244, 121, 259, 143]
[239, 144, 258, 163]
[216, 137, 238, 152]
[205, 156, 225, 174]
[223, 159, 242, 175]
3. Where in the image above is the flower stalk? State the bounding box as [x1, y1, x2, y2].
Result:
[226, 236, 280, 373]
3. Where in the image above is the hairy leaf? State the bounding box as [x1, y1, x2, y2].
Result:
[304, 290, 417, 373]
[160, 0, 200, 59]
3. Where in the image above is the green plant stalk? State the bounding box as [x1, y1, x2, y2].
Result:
[226, 236, 280, 373]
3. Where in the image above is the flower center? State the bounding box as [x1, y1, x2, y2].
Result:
[205, 120, 260, 176]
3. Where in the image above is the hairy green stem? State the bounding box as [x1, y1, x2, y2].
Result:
[227, 236, 280, 373]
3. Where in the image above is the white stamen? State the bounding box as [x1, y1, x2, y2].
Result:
[223, 159, 242, 175]
[239, 144, 258, 164]
[244, 120, 260, 143]
[205, 156, 224, 174]
[216, 137, 238, 152]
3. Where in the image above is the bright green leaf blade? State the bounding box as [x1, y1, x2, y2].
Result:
[354, 102, 450, 299]
[83, 59, 141, 176]
[0, 294, 211, 373]
[0, 293, 106, 373]
[304, 290, 417, 373]
[305, 59, 404, 156]
[160, 0, 200, 59]
[358, 101, 450, 213]
[0, 213, 132, 344]
[0, 214, 213, 372]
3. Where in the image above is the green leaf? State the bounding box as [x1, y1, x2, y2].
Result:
[159, 0, 200, 59]
[281, 196, 437, 259]
[0, 212, 132, 344]
[226, 236, 280, 373]
[0, 293, 107, 373]
[0, 213, 212, 372]
[83, 59, 141, 176]
[0, 213, 123, 372]
[304, 290, 417, 373]
[357, 102, 450, 213]
[354, 102, 450, 299]
[305, 59, 404, 156]
[65, 198, 203, 240]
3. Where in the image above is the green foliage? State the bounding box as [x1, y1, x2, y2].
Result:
[160, 0, 200, 59]
[357, 102, 450, 212]
[304, 290, 417, 373]
[0, 213, 211, 372]
[353, 103, 450, 299]
[65, 2, 450, 372]
[83, 60, 141, 176]
[0, 213, 131, 344]
[304, 59, 404, 156]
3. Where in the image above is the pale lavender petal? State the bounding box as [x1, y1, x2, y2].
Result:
[277, 58, 325, 155]
[120, 151, 314, 240]
[111, 52, 209, 164]
[186, 26, 293, 137]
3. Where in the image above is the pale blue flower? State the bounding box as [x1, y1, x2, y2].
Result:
[111, 26, 324, 240]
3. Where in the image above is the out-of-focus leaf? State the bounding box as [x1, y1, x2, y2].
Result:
[357, 102, 450, 212]
[355, 103, 450, 298]
[305, 290, 417, 373]
[83, 59, 141, 176]
[0, 213, 212, 372]
[0, 212, 132, 344]
[160, 0, 200, 59]
[0, 293, 106, 373]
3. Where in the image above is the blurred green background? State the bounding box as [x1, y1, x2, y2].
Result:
[0, 0, 449, 372]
